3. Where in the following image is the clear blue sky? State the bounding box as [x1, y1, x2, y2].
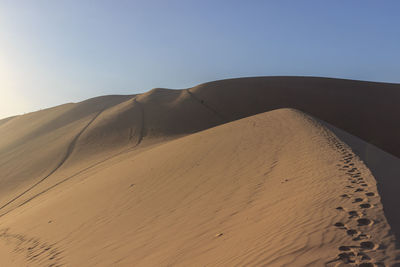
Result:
[1, 0, 399, 118]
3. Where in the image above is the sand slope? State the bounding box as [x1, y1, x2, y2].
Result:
[2, 77, 400, 217]
[0, 109, 399, 266]
[0, 95, 134, 216]
[1, 77, 400, 266]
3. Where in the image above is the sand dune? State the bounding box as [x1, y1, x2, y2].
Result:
[0, 77, 400, 266]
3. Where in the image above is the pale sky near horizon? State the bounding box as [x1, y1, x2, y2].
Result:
[1, 1, 399, 119]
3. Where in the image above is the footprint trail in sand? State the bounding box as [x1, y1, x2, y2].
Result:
[327, 136, 385, 266]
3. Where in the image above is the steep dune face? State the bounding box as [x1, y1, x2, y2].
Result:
[0, 109, 399, 266]
[136, 88, 224, 138]
[189, 77, 400, 159]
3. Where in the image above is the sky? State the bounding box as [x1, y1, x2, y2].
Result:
[0, 1, 399, 119]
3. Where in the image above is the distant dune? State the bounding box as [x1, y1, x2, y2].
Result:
[0, 77, 399, 266]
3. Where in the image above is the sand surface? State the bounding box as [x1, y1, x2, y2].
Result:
[0, 77, 399, 266]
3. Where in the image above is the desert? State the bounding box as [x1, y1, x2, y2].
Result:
[0, 77, 400, 266]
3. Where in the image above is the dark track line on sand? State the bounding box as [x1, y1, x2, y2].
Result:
[0, 147, 136, 218]
[133, 97, 145, 146]
[0, 96, 147, 218]
[0, 110, 104, 213]
[186, 89, 228, 122]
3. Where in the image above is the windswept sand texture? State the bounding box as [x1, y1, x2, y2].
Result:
[0, 77, 399, 266]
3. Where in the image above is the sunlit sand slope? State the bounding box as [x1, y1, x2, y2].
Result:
[0, 109, 398, 266]
[0, 95, 134, 215]
[0, 88, 226, 216]
[1, 77, 400, 220]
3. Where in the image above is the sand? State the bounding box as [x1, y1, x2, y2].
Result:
[0, 77, 399, 266]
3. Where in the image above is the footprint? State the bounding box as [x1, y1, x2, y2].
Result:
[338, 252, 355, 263]
[357, 218, 372, 226]
[365, 192, 375, 197]
[360, 241, 376, 250]
[361, 184, 368, 187]
[353, 233, 370, 241]
[346, 229, 358, 236]
[334, 222, 345, 227]
[336, 206, 344, 210]
[360, 203, 372, 209]
[357, 252, 371, 260]
[353, 198, 364, 203]
[355, 188, 364, 192]
[338, 245, 351, 251]
[358, 263, 374, 267]
[348, 211, 360, 218]
[341, 194, 350, 198]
